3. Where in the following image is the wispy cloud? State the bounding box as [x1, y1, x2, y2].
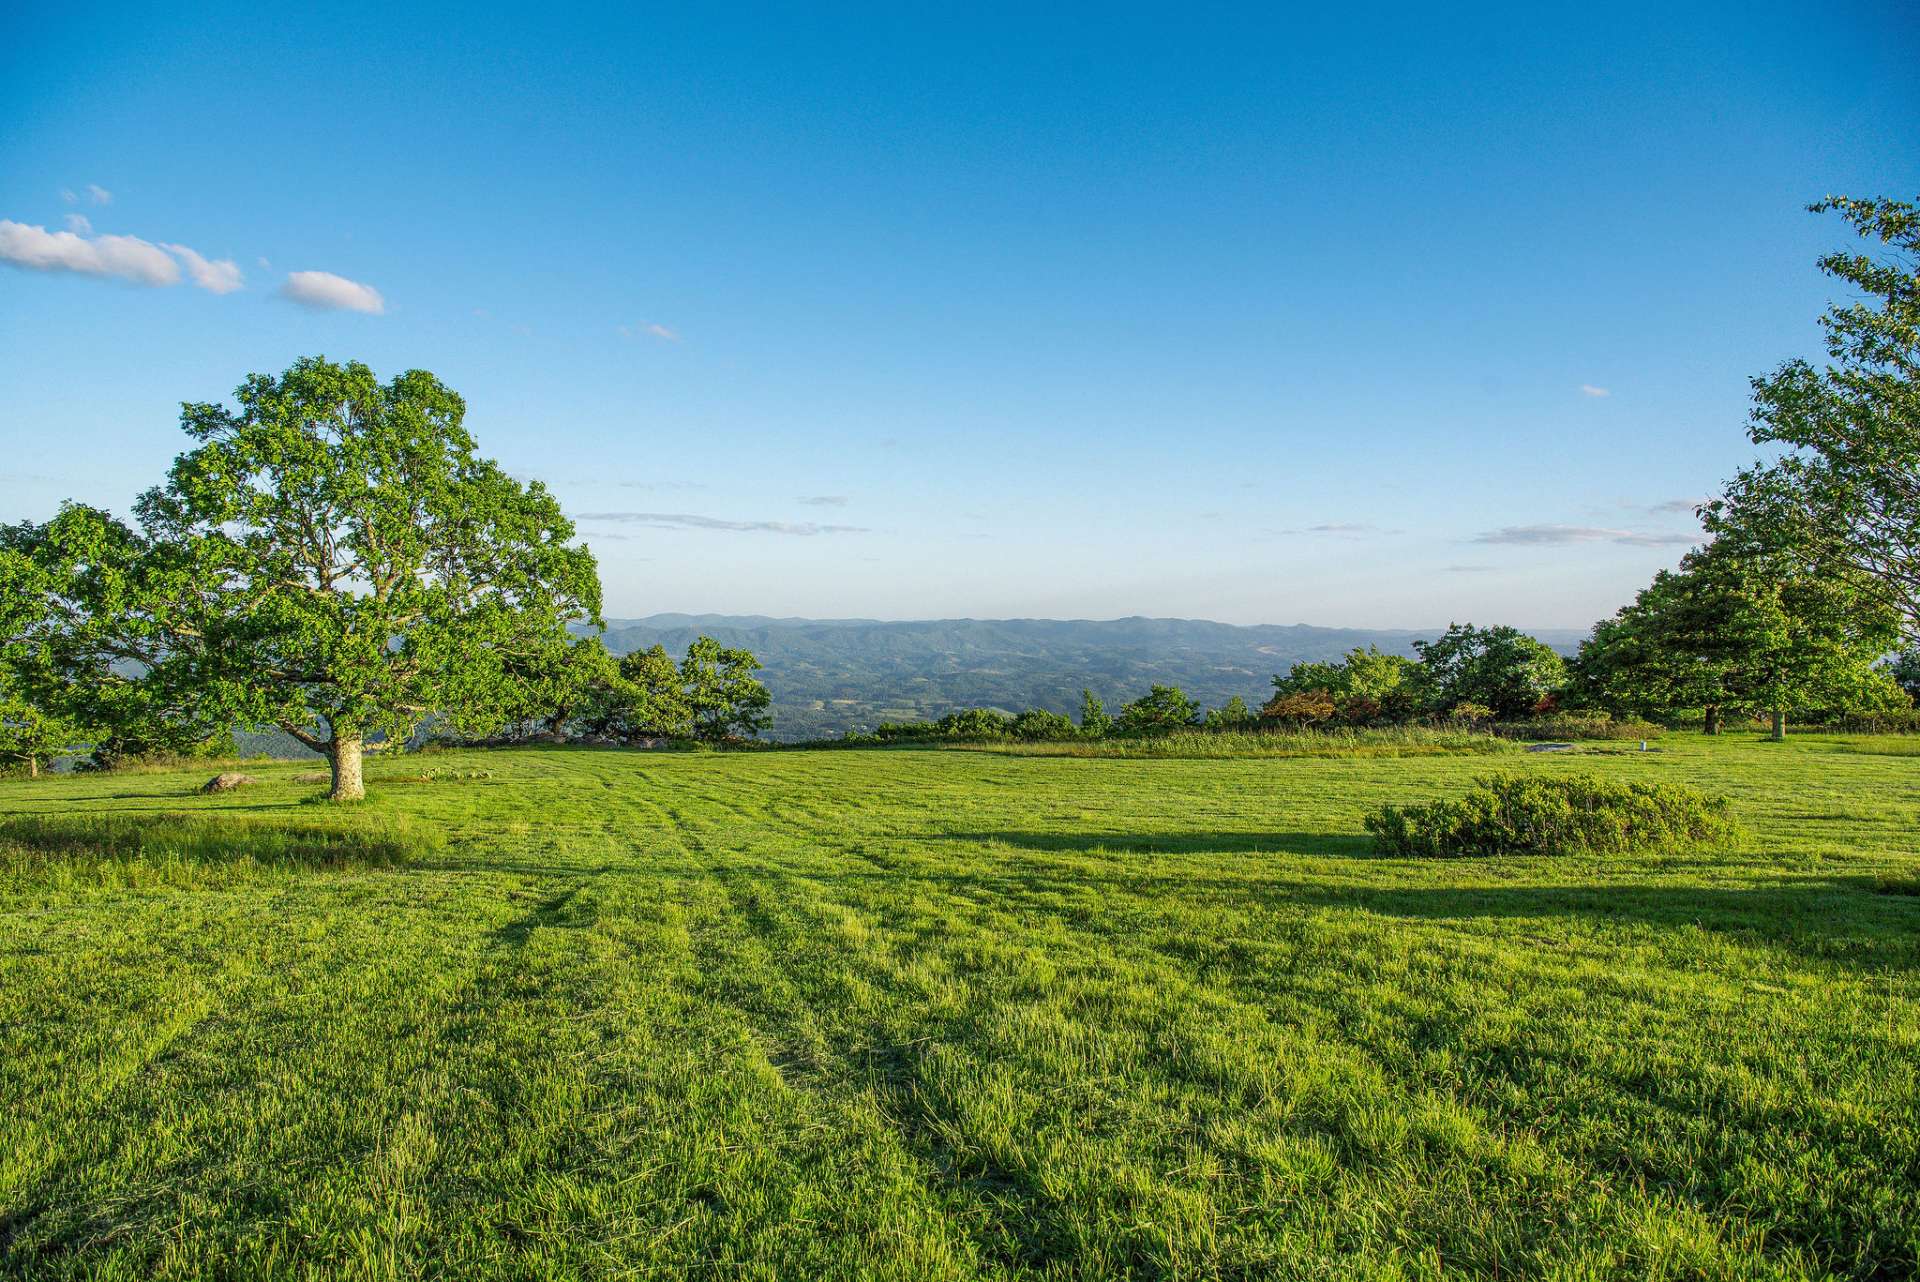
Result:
[1442, 564, 1495, 573]
[163, 243, 244, 294]
[618, 322, 679, 341]
[797, 495, 850, 507]
[86, 184, 112, 205]
[279, 270, 384, 314]
[64, 213, 90, 234]
[578, 511, 869, 536]
[1473, 524, 1696, 547]
[1, 219, 180, 286]
[1579, 384, 1611, 398]
[1263, 522, 1392, 539]
[602, 480, 708, 492]
[1645, 496, 1709, 516]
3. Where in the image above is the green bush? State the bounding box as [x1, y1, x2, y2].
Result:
[1010, 709, 1078, 741]
[1364, 772, 1740, 858]
[936, 708, 1015, 739]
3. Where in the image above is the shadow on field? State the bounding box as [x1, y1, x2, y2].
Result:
[1289, 878, 1920, 969]
[833, 847, 1920, 973]
[0, 811, 421, 876]
[944, 829, 1375, 858]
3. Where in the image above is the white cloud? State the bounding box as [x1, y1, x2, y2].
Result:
[1, 219, 244, 294]
[0, 219, 180, 286]
[798, 495, 850, 507]
[163, 243, 245, 294]
[86, 184, 112, 205]
[60, 188, 77, 204]
[1579, 384, 1610, 398]
[279, 270, 385, 314]
[618, 321, 679, 341]
[1473, 524, 1696, 547]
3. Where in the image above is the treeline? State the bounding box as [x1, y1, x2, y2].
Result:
[835, 612, 1919, 747]
[457, 636, 772, 747]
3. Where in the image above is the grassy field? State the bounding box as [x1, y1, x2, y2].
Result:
[0, 735, 1916, 1280]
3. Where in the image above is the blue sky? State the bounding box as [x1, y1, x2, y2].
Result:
[3, 1, 1915, 629]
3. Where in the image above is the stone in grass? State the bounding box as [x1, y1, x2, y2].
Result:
[201, 772, 258, 794]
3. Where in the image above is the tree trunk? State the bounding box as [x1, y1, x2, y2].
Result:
[328, 733, 366, 801]
[27, 755, 39, 779]
[1770, 709, 1786, 742]
[1703, 706, 1721, 736]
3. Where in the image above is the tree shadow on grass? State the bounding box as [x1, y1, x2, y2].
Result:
[811, 840, 1920, 975]
[0, 811, 422, 875]
[1290, 877, 1920, 972]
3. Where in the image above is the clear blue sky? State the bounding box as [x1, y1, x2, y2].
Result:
[3, 1, 1915, 629]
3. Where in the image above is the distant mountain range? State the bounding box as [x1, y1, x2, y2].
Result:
[596, 615, 1590, 742]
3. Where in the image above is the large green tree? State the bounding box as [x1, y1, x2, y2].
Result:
[1709, 197, 1920, 641]
[1117, 684, 1199, 734]
[587, 643, 696, 741]
[1572, 535, 1900, 738]
[1413, 624, 1564, 720]
[3, 508, 237, 766]
[680, 637, 772, 742]
[15, 359, 602, 799]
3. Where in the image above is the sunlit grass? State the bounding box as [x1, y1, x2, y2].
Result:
[951, 726, 1520, 758]
[0, 733, 1915, 1279]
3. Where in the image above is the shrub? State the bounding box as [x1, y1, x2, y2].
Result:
[1117, 685, 1200, 735]
[936, 708, 1015, 739]
[1010, 709, 1078, 741]
[1364, 773, 1740, 858]
[1204, 696, 1256, 729]
[1334, 694, 1383, 726]
[1261, 690, 1336, 726]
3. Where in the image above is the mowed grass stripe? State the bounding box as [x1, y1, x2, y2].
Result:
[0, 734, 1915, 1278]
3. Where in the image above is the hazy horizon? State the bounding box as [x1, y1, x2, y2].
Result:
[598, 610, 1594, 637]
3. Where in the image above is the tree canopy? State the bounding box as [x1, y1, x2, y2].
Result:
[1570, 534, 1901, 736]
[1708, 196, 1920, 642]
[10, 358, 602, 798]
[1412, 625, 1564, 720]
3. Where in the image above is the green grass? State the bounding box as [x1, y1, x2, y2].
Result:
[0, 734, 1916, 1279]
[879, 726, 1521, 759]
